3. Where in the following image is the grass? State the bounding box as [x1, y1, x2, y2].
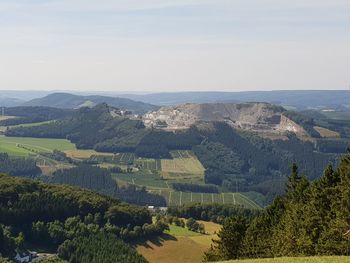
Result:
[161, 150, 205, 179]
[0, 120, 54, 132]
[0, 136, 76, 156]
[314, 126, 340, 138]
[64, 149, 114, 159]
[113, 173, 169, 189]
[135, 158, 161, 171]
[0, 116, 16, 121]
[137, 220, 221, 263]
[165, 225, 201, 237]
[137, 236, 208, 263]
[218, 256, 350, 263]
[113, 152, 135, 164]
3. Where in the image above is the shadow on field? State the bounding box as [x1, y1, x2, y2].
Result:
[133, 234, 178, 249]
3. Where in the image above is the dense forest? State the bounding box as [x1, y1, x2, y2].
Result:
[204, 152, 350, 261]
[0, 107, 73, 126]
[0, 174, 168, 262]
[193, 122, 339, 201]
[46, 165, 167, 207]
[0, 153, 41, 177]
[168, 203, 260, 224]
[57, 233, 147, 263]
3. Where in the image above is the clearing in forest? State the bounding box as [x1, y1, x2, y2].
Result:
[161, 150, 205, 179]
[137, 221, 220, 263]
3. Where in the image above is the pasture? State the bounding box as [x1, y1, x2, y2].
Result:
[64, 149, 114, 159]
[0, 120, 54, 133]
[0, 136, 76, 156]
[314, 126, 340, 138]
[161, 150, 205, 179]
[135, 157, 161, 171]
[218, 257, 350, 263]
[137, 220, 220, 263]
[113, 152, 135, 164]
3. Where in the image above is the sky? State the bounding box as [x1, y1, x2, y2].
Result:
[0, 0, 349, 93]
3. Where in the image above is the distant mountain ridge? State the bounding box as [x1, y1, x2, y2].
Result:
[118, 90, 350, 110]
[22, 92, 159, 114]
[0, 97, 25, 107]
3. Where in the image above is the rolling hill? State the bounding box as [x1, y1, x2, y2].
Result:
[0, 97, 24, 107]
[22, 92, 159, 114]
[4, 102, 344, 203]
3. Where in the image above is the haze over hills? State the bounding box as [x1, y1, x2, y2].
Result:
[22, 92, 159, 114]
[0, 97, 24, 107]
[2, 90, 350, 112]
[118, 90, 350, 110]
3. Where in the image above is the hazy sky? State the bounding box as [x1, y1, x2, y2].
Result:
[0, 0, 349, 93]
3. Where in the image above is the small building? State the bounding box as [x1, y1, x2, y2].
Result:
[14, 252, 30, 263]
[14, 251, 37, 263]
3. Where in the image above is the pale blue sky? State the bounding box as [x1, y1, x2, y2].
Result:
[0, 0, 349, 92]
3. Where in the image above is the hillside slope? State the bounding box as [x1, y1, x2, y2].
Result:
[143, 102, 309, 138]
[23, 92, 159, 114]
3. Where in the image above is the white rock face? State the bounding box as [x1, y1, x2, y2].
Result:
[142, 102, 308, 136]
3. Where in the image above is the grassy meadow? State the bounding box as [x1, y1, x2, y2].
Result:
[0, 136, 76, 156]
[314, 126, 340, 138]
[161, 150, 205, 179]
[137, 220, 221, 263]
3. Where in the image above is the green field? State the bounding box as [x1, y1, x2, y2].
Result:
[0, 120, 54, 133]
[165, 225, 201, 237]
[0, 136, 260, 209]
[135, 157, 161, 171]
[113, 173, 169, 189]
[161, 150, 205, 179]
[112, 152, 135, 164]
[0, 136, 76, 156]
[112, 150, 261, 209]
[218, 256, 350, 263]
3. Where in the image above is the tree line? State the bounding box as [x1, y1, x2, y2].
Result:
[0, 174, 170, 262]
[46, 165, 167, 207]
[204, 151, 350, 261]
[0, 153, 40, 177]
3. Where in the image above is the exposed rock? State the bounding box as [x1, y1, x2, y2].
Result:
[142, 102, 309, 137]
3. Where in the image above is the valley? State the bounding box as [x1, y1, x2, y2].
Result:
[1, 93, 350, 263]
[1, 100, 350, 208]
[2, 1, 350, 261]
[0, 131, 260, 208]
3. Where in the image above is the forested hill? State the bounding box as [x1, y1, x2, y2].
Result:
[0, 106, 73, 126]
[22, 92, 159, 114]
[5, 103, 343, 199]
[204, 151, 350, 261]
[6, 103, 149, 150]
[0, 174, 167, 262]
